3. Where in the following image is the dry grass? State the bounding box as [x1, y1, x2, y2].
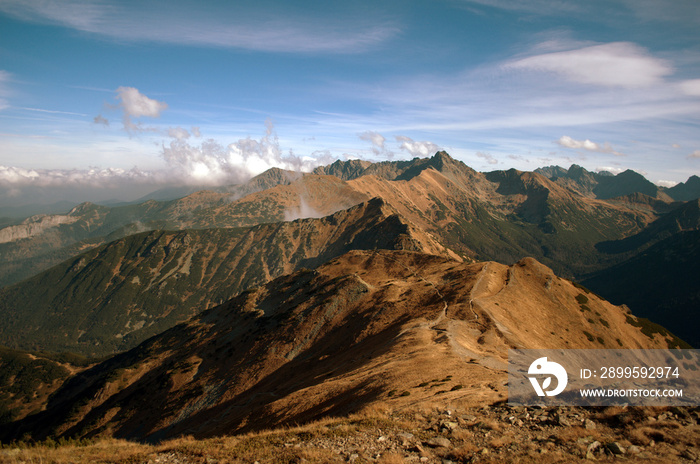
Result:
[377, 452, 407, 464]
[448, 443, 480, 461]
[549, 426, 597, 443]
[449, 428, 474, 441]
[0, 439, 155, 464]
[475, 418, 501, 431]
[628, 426, 675, 445]
[3, 405, 696, 464]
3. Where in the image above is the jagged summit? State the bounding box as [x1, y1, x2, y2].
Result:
[312, 159, 372, 180]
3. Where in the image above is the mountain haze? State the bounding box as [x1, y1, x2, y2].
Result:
[0, 172, 368, 287]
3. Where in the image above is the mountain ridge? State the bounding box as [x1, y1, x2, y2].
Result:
[2, 249, 675, 443]
[0, 198, 449, 357]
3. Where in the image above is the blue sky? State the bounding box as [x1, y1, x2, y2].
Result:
[1, 0, 699, 205]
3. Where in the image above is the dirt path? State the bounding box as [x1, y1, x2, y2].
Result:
[375, 251, 508, 371]
[373, 250, 448, 329]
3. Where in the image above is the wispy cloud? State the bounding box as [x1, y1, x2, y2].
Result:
[0, 70, 11, 110]
[338, 39, 700, 139]
[458, 0, 583, 14]
[93, 114, 109, 126]
[0, 0, 399, 54]
[557, 136, 625, 156]
[358, 130, 388, 156]
[476, 151, 499, 165]
[461, 0, 700, 26]
[656, 179, 678, 188]
[596, 166, 626, 175]
[680, 79, 700, 96]
[17, 107, 89, 117]
[506, 42, 672, 88]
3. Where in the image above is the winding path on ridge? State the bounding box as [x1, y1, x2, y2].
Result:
[372, 250, 448, 330]
[371, 250, 511, 374]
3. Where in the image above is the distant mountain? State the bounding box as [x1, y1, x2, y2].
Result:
[0, 199, 448, 357]
[595, 199, 700, 254]
[3, 250, 675, 442]
[1, 151, 697, 363]
[593, 169, 665, 200]
[534, 165, 569, 178]
[312, 159, 371, 180]
[223, 167, 302, 199]
[583, 229, 700, 348]
[3, 153, 694, 289]
[347, 154, 658, 277]
[666, 175, 700, 201]
[312, 152, 474, 183]
[129, 185, 206, 204]
[0, 200, 80, 219]
[0, 201, 165, 287]
[536, 164, 675, 201]
[0, 174, 368, 287]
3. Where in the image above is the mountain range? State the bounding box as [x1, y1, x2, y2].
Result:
[3, 250, 679, 442]
[0, 151, 697, 442]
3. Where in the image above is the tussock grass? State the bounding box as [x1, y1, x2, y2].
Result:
[3, 404, 696, 464]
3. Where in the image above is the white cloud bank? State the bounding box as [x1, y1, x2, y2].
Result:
[0, 120, 329, 197]
[0, 165, 152, 188]
[162, 121, 324, 185]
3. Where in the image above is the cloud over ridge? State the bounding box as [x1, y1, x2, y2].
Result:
[557, 136, 625, 156]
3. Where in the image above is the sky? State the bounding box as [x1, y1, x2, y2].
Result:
[1, 0, 699, 206]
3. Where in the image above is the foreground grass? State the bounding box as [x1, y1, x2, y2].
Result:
[0, 412, 404, 464]
[1, 404, 698, 463]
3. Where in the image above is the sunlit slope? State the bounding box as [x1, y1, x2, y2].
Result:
[4, 250, 673, 443]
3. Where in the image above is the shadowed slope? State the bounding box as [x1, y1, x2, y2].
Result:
[0, 198, 447, 357]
